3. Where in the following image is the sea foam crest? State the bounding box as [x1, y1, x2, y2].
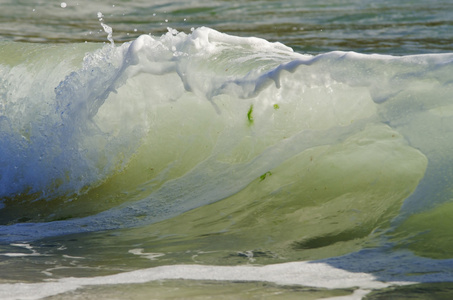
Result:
[1, 27, 453, 242]
[0, 27, 300, 201]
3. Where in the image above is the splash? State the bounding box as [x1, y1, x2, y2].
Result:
[0, 29, 452, 264]
[97, 11, 114, 45]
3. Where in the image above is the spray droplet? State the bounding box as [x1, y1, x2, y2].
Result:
[101, 23, 114, 46]
[60, 2, 67, 8]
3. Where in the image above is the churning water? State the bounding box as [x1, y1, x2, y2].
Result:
[1, 1, 453, 299]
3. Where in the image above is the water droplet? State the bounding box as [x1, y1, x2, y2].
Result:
[100, 22, 114, 45]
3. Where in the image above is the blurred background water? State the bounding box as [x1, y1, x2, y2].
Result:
[1, 0, 453, 55]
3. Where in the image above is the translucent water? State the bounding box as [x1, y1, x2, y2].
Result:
[1, 1, 453, 299]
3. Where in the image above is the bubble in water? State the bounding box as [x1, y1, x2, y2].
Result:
[60, 2, 67, 8]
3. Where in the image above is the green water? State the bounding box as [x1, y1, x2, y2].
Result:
[2, 1, 453, 299]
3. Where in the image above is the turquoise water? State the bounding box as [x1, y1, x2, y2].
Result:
[1, 1, 453, 299]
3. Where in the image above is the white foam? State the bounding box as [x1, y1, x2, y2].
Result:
[0, 261, 415, 300]
[0, 244, 49, 257]
[128, 248, 165, 260]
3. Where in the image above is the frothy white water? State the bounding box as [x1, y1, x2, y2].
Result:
[0, 260, 413, 300]
[2, 27, 453, 241]
[2, 26, 453, 300]
[0, 27, 300, 201]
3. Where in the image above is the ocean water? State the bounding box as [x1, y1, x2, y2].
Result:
[1, 0, 453, 299]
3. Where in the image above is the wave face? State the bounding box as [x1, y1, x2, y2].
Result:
[0, 27, 453, 264]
